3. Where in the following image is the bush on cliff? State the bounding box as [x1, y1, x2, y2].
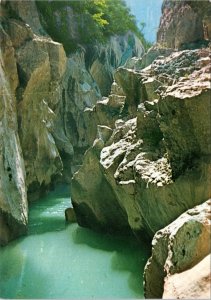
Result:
[36, 0, 150, 53]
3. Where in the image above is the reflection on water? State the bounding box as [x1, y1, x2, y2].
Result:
[0, 185, 150, 299]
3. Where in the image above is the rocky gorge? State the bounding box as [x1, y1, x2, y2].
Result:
[0, 0, 144, 244]
[0, 0, 211, 298]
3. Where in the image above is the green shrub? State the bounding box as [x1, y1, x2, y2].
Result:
[36, 0, 151, 53]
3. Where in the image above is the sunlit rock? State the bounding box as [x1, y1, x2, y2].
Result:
[0, 33, 28, 245]
[157, 0, 211, 49]
[144, 200, 211, 298]
[72, 47, 211, 240]
[163, 254, 211, 299]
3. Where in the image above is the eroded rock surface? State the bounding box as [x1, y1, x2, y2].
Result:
[162, 254, 211, 299]
[16, 37, 66, 199]
[71, 47, 211, 238]
[89, 32, 145, 96]
[0, 28, 27, 245]
[0, 0, 145, 244]
[157, 0, 211, 49]
[144, 200, 211, 298]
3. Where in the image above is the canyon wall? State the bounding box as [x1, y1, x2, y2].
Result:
[0, 0, 210, 298]
[0, 2, 67, 244]
[157, 0, 211, 49]
[0, 0, 144, 245]
[70, 1, 211, 297]
[0, 27, 27, 245]
[71, 47, 211, 237]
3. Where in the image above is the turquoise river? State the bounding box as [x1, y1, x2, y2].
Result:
[0, 185, 150, 298]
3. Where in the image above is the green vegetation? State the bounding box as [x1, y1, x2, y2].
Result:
[36, 0, 151, 53]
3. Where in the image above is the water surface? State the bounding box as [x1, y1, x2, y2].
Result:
[0, 185, 150, 298]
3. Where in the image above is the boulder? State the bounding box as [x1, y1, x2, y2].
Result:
[144, 200, 211, 298]
[163, 254, 211, 299]
[71, 145, 131, 234]
[158, 49, 211, 177]
[65, 207, 77, 223]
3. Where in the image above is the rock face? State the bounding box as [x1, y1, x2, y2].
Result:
[0, 26, 27, 245]
[0, 0, 145, 244]
[162, 254, 211, 299]
[144, 200, 211, 298]
[7, 0, 44, 35]
[70, 11, 211, 290]
[36, 2, 145, 97]
[16, 37, 66, 199]
[52, 50, 101, 181]
[88, 33, 144, 96]
[157, 0, 211, 49]
[71, 47, 211, 238]
[1, 1, 67, 204]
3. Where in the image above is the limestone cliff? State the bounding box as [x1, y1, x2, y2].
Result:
[157, 0, 211, 49]
[0, 0, 145, 244]
[35, 1, 145, 181]
[0, 26, 27, 245]
[36, 1, 145, 97]
[70, 1, 211, 297]
[1, 0, 210, 297]
[71, 47, 211, 237]
[0, 1, 67, 244]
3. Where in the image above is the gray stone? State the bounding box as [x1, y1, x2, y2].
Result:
[144, 200, 211, 298]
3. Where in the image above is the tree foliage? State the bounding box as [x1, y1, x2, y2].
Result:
[36, 0, 150, 53]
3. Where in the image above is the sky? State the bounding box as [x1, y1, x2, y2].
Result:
[125, 0, 163, 43]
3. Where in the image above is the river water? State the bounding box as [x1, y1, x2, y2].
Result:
[0, 185, 150, 299]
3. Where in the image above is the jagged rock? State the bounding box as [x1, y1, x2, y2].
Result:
[81, 87, 127, 155]
[140, 45, 174, 69]
[72, 103, 210, 236]
[157, 0, 211, 49]
[58, 31, 145, 175]
[97, 125, 113, 144]
[143, 200, 211, 298]
[163, 254, 211, 299]
[2, 18, 34, 49]
[36, 2, 145, 96]
[0, 0, 144, 245]
[55, 50, 100, 149]
[124, 45, 174, 71]
[137, 101, 162, 146]
[71, 145, 131, 234]
[114, 67, 142, 115]
[89, 32, 145, 96]
[158, 49, 211, 177]
[71, 45, 211, 239]
[52, 50, 101, 181]
[0, 43, 28, 245]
